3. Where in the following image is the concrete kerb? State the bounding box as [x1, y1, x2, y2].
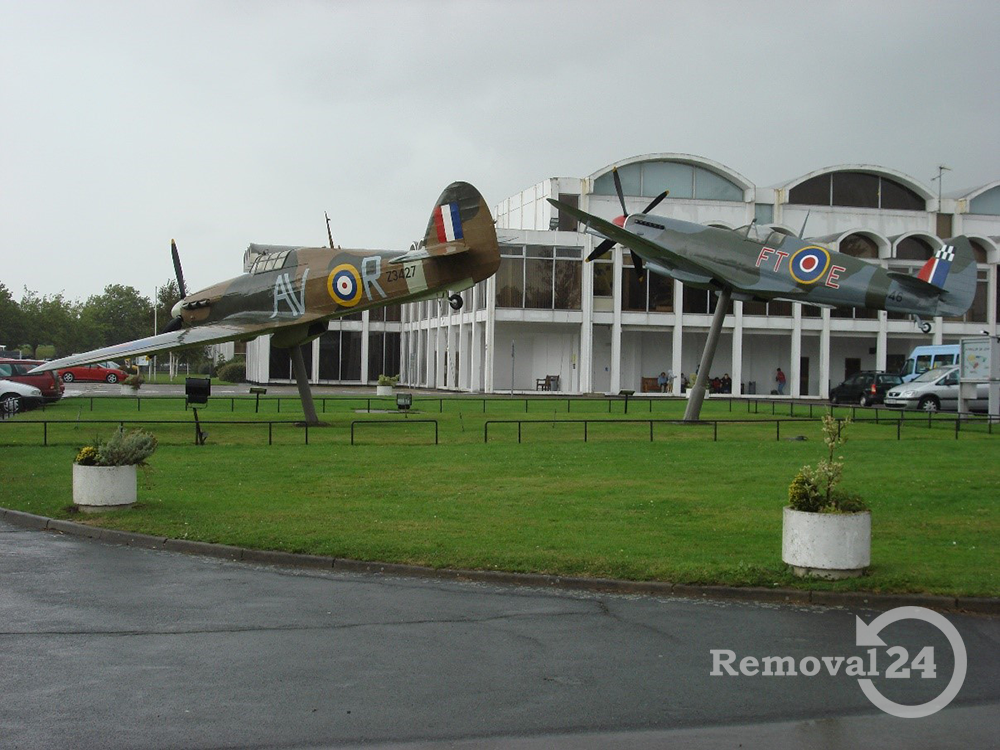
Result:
[2, 507, 996, 615]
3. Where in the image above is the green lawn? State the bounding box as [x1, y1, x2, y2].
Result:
[2, 395, 997, 597]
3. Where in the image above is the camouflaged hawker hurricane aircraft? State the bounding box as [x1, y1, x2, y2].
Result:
[32, 181, 500, 424]
[548, 168, 977, 420]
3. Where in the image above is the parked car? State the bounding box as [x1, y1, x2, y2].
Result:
[58, 361, 128, 384]
[885, 365, 988, 412]
[829, 370, 903, 407]
[0, 379, 44, 414]
[0, 358, 65, 403]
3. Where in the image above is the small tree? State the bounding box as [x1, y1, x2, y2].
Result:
[788, 415, 866, 513]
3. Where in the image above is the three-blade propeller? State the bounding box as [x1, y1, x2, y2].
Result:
[584, 167, 668, 282]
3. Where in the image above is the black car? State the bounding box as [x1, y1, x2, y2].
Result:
[830, 370, 903, 407]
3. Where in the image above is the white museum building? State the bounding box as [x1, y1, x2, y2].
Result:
[246, 154, 1000, 398]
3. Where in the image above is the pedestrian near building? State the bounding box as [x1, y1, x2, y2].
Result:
[775, 367, 786, 395]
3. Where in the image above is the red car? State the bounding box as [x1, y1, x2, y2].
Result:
[0, 358, 64, 403]
[59, 361, 129, 384]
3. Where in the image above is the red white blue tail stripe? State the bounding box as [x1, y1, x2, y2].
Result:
[917, 244, 955, 288]
[434, 202, 464, 244]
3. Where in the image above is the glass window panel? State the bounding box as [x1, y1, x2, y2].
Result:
[880, 179, 925, 211]
[368, 331, 385, 379]
[743, 299, 767, 315]
[269, 344, 291, 379]
[969, 276, 989, 322]
[496, 257, 524, 307]
[694, 167, 742, 201]
[969, 187, 1000, 215]
[641, 161, 693, 199]
[648, 274, 673, 312]
[526, 245, 553, 259]
[755, 204, 774, 225]
[970, 240, 988, 264]
[556, 247, 582, 259]
[369, 306, 385, 322]
[801, 303, 821, 318]
[384, 332, 401, 377]
[617, 164, 641, 196]
[501, 244, 524, 257]
[621, 266, 646, 311]
[318, 331, 340, 380]
[592, 261, 614, 298]
[833, 172, 879, 208]
[768, 299, 793, 317]
[554, 260, 582, 310]
[840, 234, 878, 259]
[683, 286, 709, 314]
[789, 175, 831, 206]
[556, 194, 579, 231]
[524, 258, 553, 308]
[341, 331, 362, 381]
[895, 237, 933, 260]
[384, 304, 402, 321]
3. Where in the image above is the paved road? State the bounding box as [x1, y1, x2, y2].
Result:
[1, 521, 997, 749]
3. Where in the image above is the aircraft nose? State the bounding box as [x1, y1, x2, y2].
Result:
[170, 300, 183, 319]
[613, 215, 626, 227]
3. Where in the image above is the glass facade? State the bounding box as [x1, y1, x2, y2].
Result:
[789, 172, 924, 211]
[497, 245, 582, 310]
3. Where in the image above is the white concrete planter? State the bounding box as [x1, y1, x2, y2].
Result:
[73, 464, 137, 512]
[782, 507, 871, 579]
[120, 385, 139, 396]
[376, 385, 393, 397]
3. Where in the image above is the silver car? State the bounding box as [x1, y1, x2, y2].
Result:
[884, 366, 988, 412]
[0, 378, 44, 415]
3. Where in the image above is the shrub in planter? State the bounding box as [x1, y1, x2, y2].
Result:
[782, 416, 870, 578]
[377, 374, 399, 387]
[73, 428, 158, 511]
[217, 358, 247, 383]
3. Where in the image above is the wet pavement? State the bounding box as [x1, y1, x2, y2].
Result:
[1, 520, 997, 748]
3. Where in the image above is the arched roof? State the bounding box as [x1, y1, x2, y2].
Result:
[775, 164, 934, 200]
[587, 153, 754, 194]
[947, 179, 1000, 200]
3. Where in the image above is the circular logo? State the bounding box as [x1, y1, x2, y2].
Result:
[327, 264, 362, 307]
[788, 246, 831, 285]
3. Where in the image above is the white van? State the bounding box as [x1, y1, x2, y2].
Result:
[899, 345, 960, 383]
[885, 365, 989, 412]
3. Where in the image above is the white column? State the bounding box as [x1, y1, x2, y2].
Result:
[360, 311, 370, 384]
[731, 300, 743, 396]
[485, 276, 496, 393]
[610, 249, 623, 393]
[876, 310, 888, 371]
[819, 309, 831, 399]
[790, 304, 802, 397]
[671, 281, 684, 393]
[581, 250, 594, 394]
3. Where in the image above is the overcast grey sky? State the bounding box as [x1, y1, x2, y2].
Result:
[3, 0, 998, 302]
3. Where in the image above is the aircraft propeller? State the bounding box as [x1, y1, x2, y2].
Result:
[162, 239, 188, 333]
[584, 167, 668, 282]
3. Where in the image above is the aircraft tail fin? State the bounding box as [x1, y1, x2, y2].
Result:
[919, 236, 977, 317]
[413, 182, 499, 277]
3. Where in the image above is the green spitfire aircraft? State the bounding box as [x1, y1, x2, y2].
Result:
[32, 182, 500, 424]
[548, 168, 977, 420]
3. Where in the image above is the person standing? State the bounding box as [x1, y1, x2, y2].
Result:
[775, 367, 786, 395]
[666, 367, 674, 393]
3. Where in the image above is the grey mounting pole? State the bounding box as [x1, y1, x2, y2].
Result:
[684, 287, 733, 422]
[290, 344, 321, 425]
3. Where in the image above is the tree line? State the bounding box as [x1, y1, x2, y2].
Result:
[0, 280, 182, 360]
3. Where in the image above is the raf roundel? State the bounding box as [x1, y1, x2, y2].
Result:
[328, 264, 363, 307]
[788, 246, 831, 285]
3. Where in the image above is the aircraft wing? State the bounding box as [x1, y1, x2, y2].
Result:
[548, 198, 729, 282]
[28, 322, 276, 374]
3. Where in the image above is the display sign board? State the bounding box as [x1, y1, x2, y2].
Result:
[960, 338, 993, 382]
